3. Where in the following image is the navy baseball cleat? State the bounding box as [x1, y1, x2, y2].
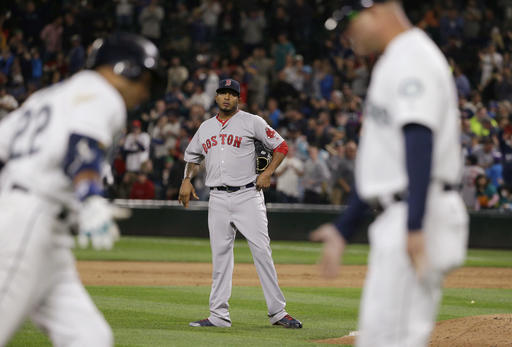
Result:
[189, 318, 215, 327]
[273, 314, 303, 328]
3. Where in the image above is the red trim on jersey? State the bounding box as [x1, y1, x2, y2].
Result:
[273, 141, 289, 155]
[216, 115, 228, 126]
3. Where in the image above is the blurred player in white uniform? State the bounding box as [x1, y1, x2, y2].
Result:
[179, 79, 302, 329]
[311, 1, 469, 346]
[0, 33, 164, 346]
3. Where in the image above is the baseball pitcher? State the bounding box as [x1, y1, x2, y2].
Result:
[0, 33, 164, 346]
[311, 1, 469, 346]
[179, 79, 302, 329]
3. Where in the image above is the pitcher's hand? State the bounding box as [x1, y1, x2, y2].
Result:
[178, 179, 199, 208]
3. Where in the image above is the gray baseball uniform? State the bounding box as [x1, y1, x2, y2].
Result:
[184, 110, 289, 327]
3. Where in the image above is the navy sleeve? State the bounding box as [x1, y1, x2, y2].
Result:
[403, 123, 433, 231]
[63, 133, 105, 179]
[333, 185, 370, 241]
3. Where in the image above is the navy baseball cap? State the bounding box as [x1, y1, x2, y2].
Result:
[325, 0, 388, 32]
[216, 79, 240, 96]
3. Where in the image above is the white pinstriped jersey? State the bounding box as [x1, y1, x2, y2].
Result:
[0, 70, 126, 205]
[356, 28, 462, 200]
[184, 110, 284, 187]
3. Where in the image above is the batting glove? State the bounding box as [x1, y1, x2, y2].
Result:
[77, 196, 131, 250]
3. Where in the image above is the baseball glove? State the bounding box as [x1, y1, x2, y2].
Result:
[255, 140, 272, 173]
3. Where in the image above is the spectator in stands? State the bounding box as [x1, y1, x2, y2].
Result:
[40, 16, 63, 61]
[21, 1, 43, 45]
[265, 97, 282, 129]
[151, 114, 172, 174]
[30, 48, 42, 81]
[462, 0, 482, 41]
[470, 106, 497, 137]
[166, 57, 189, 92]
[454, 64, 472, 98]
[241, 7, 266, 54]
[186, 84, 212, 111]
[123, 120, 151, 179]
[331, 140, 357, 205]
[130, 172, 155, 200]
[275, 145, 304, 203]
[198, 0, 222, 43]
[461, 154, 485, 209]
[139, 0, 164, 45]
[0, 48, 14, 77]
[479, 44, 503, 89]
[473, 136, 500, 169]
[68, 35, 85, 74]
[499, 185, 512, 211]
[475, 173, 500, 210]
[245, 46, 273, 107]
[273, 32, 295, 72]
[166, 151, 186, 200]
[62, 12, 81, 52]
[439, 7, 464, 46]
[302, 145, 330, 204]
[216, 1, 240, 47]
[115, 0, 134, 30]
[486, 154, 504, 189]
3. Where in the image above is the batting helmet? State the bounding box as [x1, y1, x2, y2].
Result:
[86, 32, 166, 96]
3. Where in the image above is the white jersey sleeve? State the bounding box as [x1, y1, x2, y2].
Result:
[252, 116, 284, 150]
[390, 54, 444, 132]
[184, 128, 205, 164]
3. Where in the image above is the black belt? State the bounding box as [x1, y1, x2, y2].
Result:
[443, 183, 462, 191]
[371, 182, 460, 214]
[210, 182, 255, 193]
[369, 192, 405, 214]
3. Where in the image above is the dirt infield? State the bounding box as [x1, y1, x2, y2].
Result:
[77, 261, 512, 346]
[315, 314, 512, 346]
[77, 261, 512, 289]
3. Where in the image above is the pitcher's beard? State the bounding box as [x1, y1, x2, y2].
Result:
[220, 105, 237, 114]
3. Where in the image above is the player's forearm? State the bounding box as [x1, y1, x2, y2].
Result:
[73, 170, 103, 201]
[183, 162, 200, 181]
[263, 151, 285, 176]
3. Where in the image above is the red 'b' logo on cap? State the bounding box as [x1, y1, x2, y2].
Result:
[225, 79, 231, 86]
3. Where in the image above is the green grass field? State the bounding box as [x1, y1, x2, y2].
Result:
[8, 237, 512, 346]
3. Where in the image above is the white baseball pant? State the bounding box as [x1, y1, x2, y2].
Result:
[0, 191, 112, 347]
[356, 185, 468, 347]
[207, 187, 288, 327]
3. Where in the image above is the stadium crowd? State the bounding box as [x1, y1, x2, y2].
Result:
[1, 0, 512, 210]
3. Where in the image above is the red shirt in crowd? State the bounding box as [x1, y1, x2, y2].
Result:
[130, 176, 155, 199]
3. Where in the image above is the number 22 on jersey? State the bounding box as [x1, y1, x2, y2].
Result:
[8, 105, 52, 159]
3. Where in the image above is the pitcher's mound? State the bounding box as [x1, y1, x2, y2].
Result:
[315, 314, 512, 346]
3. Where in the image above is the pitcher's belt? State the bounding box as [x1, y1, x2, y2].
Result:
[210, 182, 255, 193]
[369, 183, 460, 213]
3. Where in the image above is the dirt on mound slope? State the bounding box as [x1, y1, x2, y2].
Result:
[315, 314, 512, 346]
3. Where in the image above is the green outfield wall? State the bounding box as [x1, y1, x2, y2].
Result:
[115, 200, 512, 249]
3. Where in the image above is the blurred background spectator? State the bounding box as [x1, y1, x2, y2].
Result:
[0, 0, 511, 209]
